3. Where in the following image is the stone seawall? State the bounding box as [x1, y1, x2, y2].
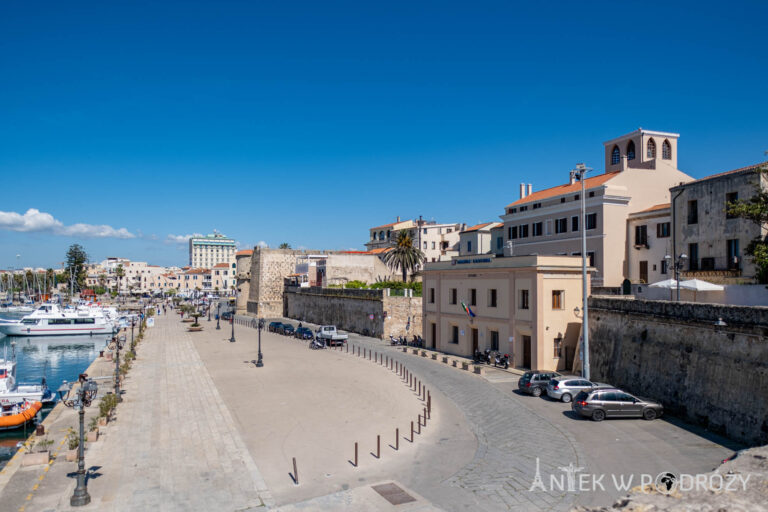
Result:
[284, 286, 422, 339]
[588, 296, 768, 446]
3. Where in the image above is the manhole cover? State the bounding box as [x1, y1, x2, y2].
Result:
[372, 483, 416, 505]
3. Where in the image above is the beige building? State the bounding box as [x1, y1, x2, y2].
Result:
[423, 255, 590, 371]
[458, 222, 503, 256]
[626, 203, 672, 284]
[500, 129, 692, 288]
[211, 262, 236, 294]
[670, 162, 767, 283]
[235, 250, 253, 313]
[189, 232, 236, 268]
[366, 217, 466, 263]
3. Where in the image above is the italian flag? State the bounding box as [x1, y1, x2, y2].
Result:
[460, 301, 476, 318]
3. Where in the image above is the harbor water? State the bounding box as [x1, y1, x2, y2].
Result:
[0, 311, 110, 469]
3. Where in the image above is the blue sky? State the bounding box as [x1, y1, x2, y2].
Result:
[1, 1, 766, 268]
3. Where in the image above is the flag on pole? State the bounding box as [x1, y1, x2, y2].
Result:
[460, 301, 476, 318]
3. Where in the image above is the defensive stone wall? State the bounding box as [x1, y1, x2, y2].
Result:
[588, 296, 768, 445]
[284, 286, 422, 339]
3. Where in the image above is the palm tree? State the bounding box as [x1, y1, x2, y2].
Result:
[115, 265, 125, 296]
[383, 230, 426, 282]
[278, 242, 291, 249]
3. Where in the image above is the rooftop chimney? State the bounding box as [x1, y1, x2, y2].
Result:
[527, 184, 533, 196]
[396, 216, 400, 222]
[570, 173, 576, 185]
[519, 183, 526, 199]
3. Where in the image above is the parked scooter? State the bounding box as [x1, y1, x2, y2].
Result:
[309, 338, 326, 350]
[473, 349, 492, 364]
[493, 353, 510, 369]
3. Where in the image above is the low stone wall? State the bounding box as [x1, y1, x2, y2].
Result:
[588, 296, 768, 446]
[283, 286, 422, 339]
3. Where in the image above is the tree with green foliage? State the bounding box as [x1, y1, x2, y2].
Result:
[65, 244, 88, 292]
[726, 165, 768, 283]
[115, 264, 125, 295]
[278, 242, 291, 249]
[383, 230, 426, 282]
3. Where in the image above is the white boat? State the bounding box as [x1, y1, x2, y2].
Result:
[0, 304, 117, 337]
[0, 346, 55, 406]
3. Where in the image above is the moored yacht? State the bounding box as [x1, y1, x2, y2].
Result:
[0, 346, 54, 406]
[0, 304, 116, 337]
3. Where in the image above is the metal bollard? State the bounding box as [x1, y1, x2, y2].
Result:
[423, 407, 427, 427]
[410, 421, 414, 442]
[427, 392, 431, 417]
[417, 415, 422, 434]
[292, 457, 298, 485]
[418, 380, 421, 396]
[395, 428, 399, 450]
[354, 442, 358, 467]
[376, 434, 380, 458]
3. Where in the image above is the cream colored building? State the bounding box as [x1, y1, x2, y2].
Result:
[189, 232, 236, 268]
[366, 217, 466, 263]
[500, 129, 692, 288]
[423, 255, 590, 371]
[211, 262, 236, 294]
[626, 203, 672, 284]
[458, 222, 503, 256]
[235, 249, 253, 313]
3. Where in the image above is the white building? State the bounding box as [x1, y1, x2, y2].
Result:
[189, 232, 237, 268]
[366, 217, 466, 263]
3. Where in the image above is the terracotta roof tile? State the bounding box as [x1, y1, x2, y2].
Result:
[633, 203, 671, 214]
[236, 249, 253, 256]
[506, 172, 621, 208]
[213, 262, 230, 268]
[461, 222, 503, 233]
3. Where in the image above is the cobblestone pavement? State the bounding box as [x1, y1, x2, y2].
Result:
[75, 314, 273, 511]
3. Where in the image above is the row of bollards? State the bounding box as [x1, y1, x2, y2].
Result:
[342, 342, 432, 469]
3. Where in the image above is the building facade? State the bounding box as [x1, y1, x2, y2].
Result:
[458, 222, 503, 256]
[366, 217, 466, 263]
[423, 255, 589, 372]
[235, 249, 253, 313]
[499, 129, 692, 288]
[626, 203, 672, 284]
[670, 162, 767, 283]
[189, 232, 236, 268]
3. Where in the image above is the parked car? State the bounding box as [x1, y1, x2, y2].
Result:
[315, 325, 348, 346]
[268, 321, 283, 333]
[295, 327, 314, 340]
[221, 311, 233, 321]
[518, 370, 562, 397]
[571, 388, 663, 421]
[546, 378, 606, 403]
[280, 323, 295, 335]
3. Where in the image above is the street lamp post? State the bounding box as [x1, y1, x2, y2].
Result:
[108, 335, 126, 402]
[229, 306, 236, 343]
[216, 303, 221, 330]
[665, 253, 688, 301]
[208, 302, 211, 322]
[256, 318, 264, 367]
[570, 163, 592, 381]
[57, 374, 98, 507]
[130, 317, 135, 352]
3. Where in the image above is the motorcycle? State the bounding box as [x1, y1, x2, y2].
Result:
[390, 335, 404, 346]
[493, 353, 510, 369]
[309, 338, 326, 350]
[473, 349, 492, 364]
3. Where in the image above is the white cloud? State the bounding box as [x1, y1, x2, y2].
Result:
[257, 241, 268, 248]
[0, 208, 135, 239]
[165, 233, 202, 244]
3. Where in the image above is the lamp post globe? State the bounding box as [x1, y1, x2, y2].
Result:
[58, 374, 98, 507]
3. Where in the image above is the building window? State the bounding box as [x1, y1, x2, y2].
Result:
[449, 288, 457, 304]
[647, 138, 656, 158]
[726, 192, 738, 218]
[467, 241, 472, 252]
[561, 197, 566, 203]
[520, 206, 528, 212]
[586, 213, 597, 230]
[490, 330, 499, 351]
[552, 290, 564, 309]
[574, 194, 580, 201]
[519, 289, 529, 310]
[429, 288, 435, 303]
[555, 218, 568, 234]
[423, 241, 427, 249]
[496, 237, 503, 250]
[489, 289, 497, 308]
[657, 222, 670, 238]
[520, 225, 529, 238]
[587, 251, 595, 267]
[660, 260, 668, 274]
[589, 191, 595, 198]
[689, 243, 699, 271]
[611, 145, 620, 165]
[634, 225, 648, 247]
[451, 325, 459, 344]
[470, 288, 477, 306]
[687, 200, 698, 225]
[627, 140, 636, 160]
[509, 226, 518, 239]
[662, 139, 672, 159]
[533, 202, 542, 209]
[432, 241, 436, 250]
[700, 257, 715, 271]
[571, 216, 579, 232]
[533, 222, 543, 236]
[727, 239, 740, 269]
[554, 338, 562, 358]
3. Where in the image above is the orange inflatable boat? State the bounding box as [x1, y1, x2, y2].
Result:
[0, 401, 42, 430]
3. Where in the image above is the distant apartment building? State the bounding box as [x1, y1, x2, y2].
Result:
[499, 129, 692, 288]
[85, 259, 181, 295]
[669, 162, 767, 283]
[626, 204, 672, 284]
[366, 217, 466, 263]
[458, 222, 503, 256]
[423, 255, 589, 372]
[189, 232, 236, 268]
[211, 262, 236, 293]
